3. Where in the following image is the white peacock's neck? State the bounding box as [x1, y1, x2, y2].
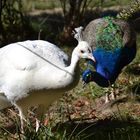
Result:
[64, 49, 80, 75]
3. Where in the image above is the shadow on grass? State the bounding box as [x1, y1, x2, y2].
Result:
[1, 102, 140, 140]
[56, 118, 140, 140]
[125, 62, 140, 76]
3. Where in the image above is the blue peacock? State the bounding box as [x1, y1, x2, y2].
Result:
[81, 1, 139, 102]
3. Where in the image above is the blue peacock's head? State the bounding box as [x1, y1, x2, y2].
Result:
[82, 69, 93, 84]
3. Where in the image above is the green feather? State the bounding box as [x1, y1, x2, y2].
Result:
[96, 17, 123, 51]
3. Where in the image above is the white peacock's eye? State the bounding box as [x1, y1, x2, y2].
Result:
[80, 50, 85, 53]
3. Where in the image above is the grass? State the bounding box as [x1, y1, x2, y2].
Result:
[0, 35, 140, 139]
[100, 0, 132, 8]
[1, 118, 140, 140]
[22, 0, 132, 12]
[22, 0, 61, 12]
[1, 1, 140, 138]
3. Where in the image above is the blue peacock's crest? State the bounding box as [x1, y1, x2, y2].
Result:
[96, 16, 123, 52]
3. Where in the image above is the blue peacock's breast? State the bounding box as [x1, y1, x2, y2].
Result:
[92, 44, 136, 82]
[93, 48, 122, 80]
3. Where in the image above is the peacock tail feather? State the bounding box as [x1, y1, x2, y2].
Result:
[96, 16, 123, 52]
[117, 0, 140, 20]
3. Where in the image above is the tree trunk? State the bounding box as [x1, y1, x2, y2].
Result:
[0, 0, 6, 46]
[59, 0, 88, 44]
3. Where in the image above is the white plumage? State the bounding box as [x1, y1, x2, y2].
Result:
[0, 39, 94, 130]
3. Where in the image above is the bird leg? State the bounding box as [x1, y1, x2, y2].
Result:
[35, 118, 40, 132]
[105, 90, 116, 103]
[110, 84, 116, 101]
[111, 90, 116, 100]
[8, 108, 25, 133]
[12, 102, 28, 133]
[104, 82, 116, 103]
[19, 109, 26, 133]
[12, 102, 27, 133]
[105, 92, 110, 103]
[35, 104, 45, 132]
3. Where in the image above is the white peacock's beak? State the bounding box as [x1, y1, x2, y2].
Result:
[88, 54, 96, 63]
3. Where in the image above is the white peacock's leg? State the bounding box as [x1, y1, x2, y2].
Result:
[35, 104, 45, 132]
[12, 101, 26, 133]
[35, 118, 40, 132]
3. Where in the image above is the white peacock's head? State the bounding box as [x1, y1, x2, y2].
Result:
[76, 41, 96, 62]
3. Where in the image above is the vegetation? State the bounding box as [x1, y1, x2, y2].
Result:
[0, 0, 27, 46]
[0, 35, 139, 139]
[1, 0, 136, 47]
[0, 0, 140, 139]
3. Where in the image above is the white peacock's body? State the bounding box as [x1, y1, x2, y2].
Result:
[0, 39, 94, 125]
